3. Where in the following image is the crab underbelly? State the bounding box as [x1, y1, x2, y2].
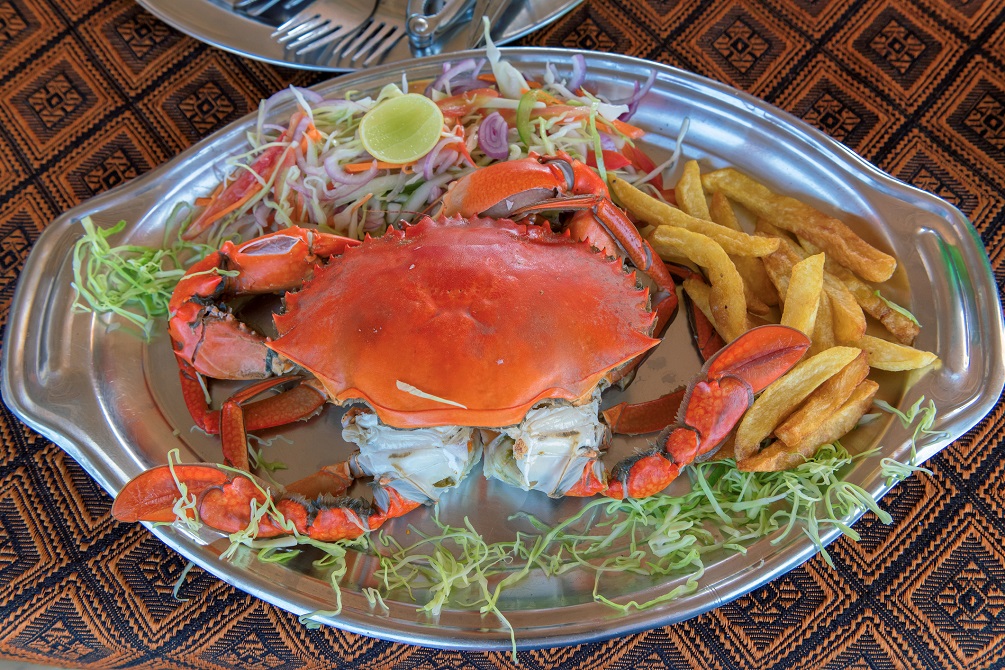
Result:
[342, 390, 608, 501]
[482, 390, 608, 497]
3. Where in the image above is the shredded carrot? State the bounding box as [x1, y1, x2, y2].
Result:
[476, 73, 542, 88]
[342, 161, 414, 173]
[609, 118, 645, 139]
[450, 125, 476, 167]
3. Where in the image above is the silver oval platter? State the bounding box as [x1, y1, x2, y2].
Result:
[4, 49, 1004, 651]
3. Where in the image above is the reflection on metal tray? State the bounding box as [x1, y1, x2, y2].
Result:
[3, 49, 1003, 651]
[137, 0, 581, 71]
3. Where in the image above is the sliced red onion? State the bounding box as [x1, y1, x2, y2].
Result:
[599, 132, 618, 151]
[253, 201, 271, 228]
[260, 88, 298, 119]
[420, 135, 464, 180]
[568, 54, 586, 92]
[425, 58, 488, 97]
[292, 87, 324, 105]
[616, 70, 656, 121]
[478, 112, 509, 160]
[290, 114, 312, 141]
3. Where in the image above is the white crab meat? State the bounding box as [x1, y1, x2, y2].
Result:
[342, 409, 482, 505]
[482, 391, 609, 498]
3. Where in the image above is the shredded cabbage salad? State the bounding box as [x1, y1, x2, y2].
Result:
[72, 43, 941, 658]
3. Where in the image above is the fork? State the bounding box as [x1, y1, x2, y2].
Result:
[272, 0, 378, 55]
[232, 0, 309, 17]
[323, 2, 409, 66]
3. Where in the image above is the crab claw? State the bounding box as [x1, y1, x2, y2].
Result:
[112, 464, 288, 537]
[112, 461, 424, 542]
[595, 325, 809, 499]
[704, 324, 811, 394]
[112, 464, 230, 524]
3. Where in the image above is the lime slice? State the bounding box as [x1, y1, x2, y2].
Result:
[359, 94, 444, 164]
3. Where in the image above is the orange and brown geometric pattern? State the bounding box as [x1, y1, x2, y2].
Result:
[0, 0, 1003, 668]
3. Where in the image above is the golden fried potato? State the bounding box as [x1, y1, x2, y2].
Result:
[738, 380, 878, 471]
[734, 346, 862, 460]
[799, 237, 917, 344]
[759, 231, 803, 300]
[611, 176, 779, 257]
[674, 160, 711, 220]
[682, 275, 717, 330]
[701, 168, 897, 282]
[809, 291, 837, 356]
[774, 351, 869, 448]
[781, 253, 825, 337]
[857, 334, 938, 371]
[709, 192, 776, 313]
[822, 275, 867, 344]
[759, 232, 865, 345]
[649, 226, 748, 341]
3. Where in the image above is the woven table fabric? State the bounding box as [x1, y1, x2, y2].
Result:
[0, 0, 1003, 668]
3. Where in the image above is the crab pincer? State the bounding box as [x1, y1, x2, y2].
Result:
[596, 325, 810, 499]
[111, 463, 421, 541]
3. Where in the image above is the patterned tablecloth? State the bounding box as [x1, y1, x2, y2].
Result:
[0, 0, 1003, 668]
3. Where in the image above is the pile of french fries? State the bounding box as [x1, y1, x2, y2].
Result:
[611, 161, 938, 472]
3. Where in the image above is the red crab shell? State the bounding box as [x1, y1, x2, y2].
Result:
[267, 216, 660, 428]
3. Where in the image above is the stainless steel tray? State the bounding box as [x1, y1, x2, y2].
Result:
[137, 0, 582, 72]
[4, 49, 1003, 651]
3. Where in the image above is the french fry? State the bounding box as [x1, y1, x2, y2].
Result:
[736, 440, 804, 472]
[611, 176, 780, 257]
[734, 346, 862, 460]
[709, 192, 775, 313]
[780, 253, 825, 337]
[799, 237, 917, 344]
[701, 168, 897, 282]
[774, 351, 869, 448]
[760, 232, 865, 345]
[857, 334, 938, 371]
[822, 274, 867, 344]
[649, 226, 748, 341]
[738, 380, 878, 471]
[810, 291, 836, 356]
[759, 230, 802, 300]
[674, 160, 711, 220]
[682, 276, 716, 328]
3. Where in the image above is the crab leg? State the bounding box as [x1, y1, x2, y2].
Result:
[569, 325, 811, 499]
[112, 464, 421, 542]
[216, 375, 328, 469]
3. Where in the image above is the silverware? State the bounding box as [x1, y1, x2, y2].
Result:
[272, 0, 378, 55]
[406, 0, 473, 49]
[232, 0, 310, 17]
[467, 0, 510, 48]
[324, 2, 408, 66]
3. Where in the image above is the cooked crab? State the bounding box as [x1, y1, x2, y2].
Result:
[112, 155, 809, 541]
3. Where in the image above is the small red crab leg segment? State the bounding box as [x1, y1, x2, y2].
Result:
[511, 193, 677, 299]
[285, 463, 355, 499]
[217, 375, 329, 470]
[169, 227, 359, 382]
[603, 388, 685, 436]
